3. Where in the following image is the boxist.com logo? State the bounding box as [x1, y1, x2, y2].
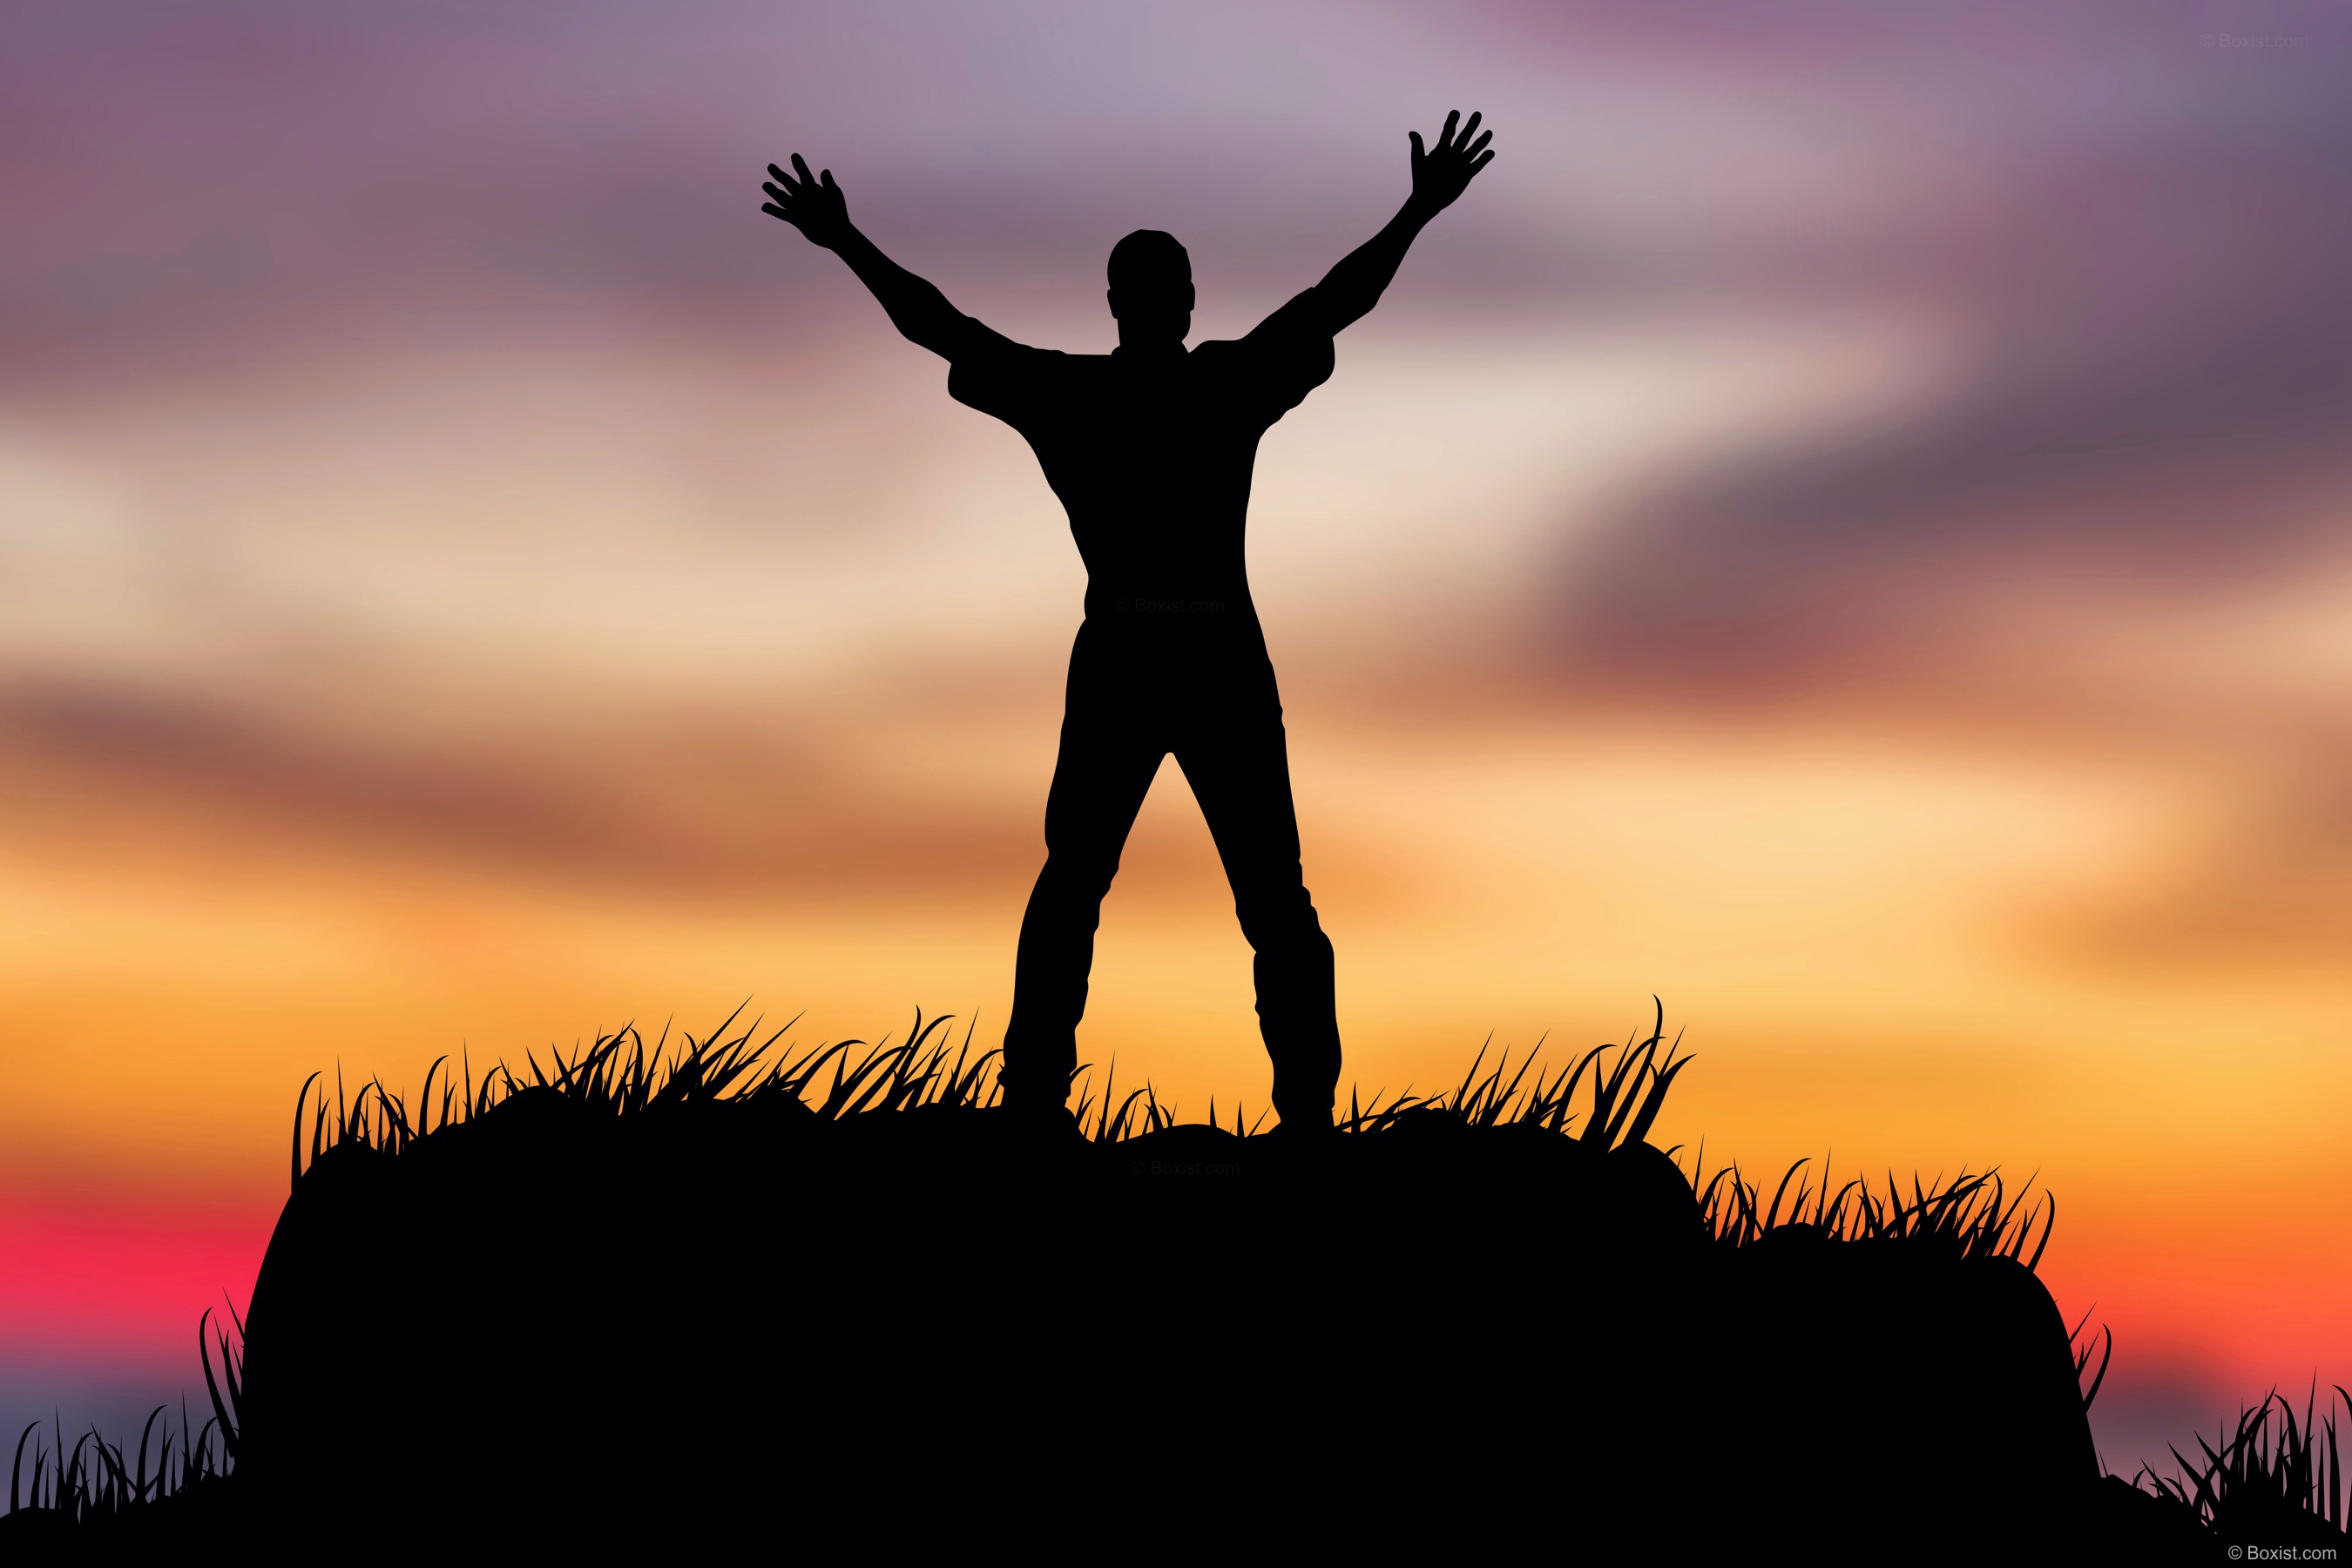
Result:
[2229, 1547, 2341, 1561]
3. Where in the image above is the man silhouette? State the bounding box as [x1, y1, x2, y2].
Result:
[762, 112, 1496, 1132]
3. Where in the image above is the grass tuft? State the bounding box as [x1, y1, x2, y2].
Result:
[1334, 997, 1691, 1149]
[280, 999, 1700, 1177]
[8, 1395, 234, 1525]
[1683, 1152, 2055, 1267]
[2135, 1384, 2351, 1540]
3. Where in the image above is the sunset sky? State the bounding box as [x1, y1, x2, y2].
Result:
[5, 0, 2349, 1477]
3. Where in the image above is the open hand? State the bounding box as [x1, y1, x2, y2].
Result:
[1408, 111, 1495, 214]
[761, 154, 853, 248]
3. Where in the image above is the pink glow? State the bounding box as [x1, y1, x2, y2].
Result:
[0, 1205, 273, 1362]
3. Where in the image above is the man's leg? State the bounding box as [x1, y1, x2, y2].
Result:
[1001, 659, 1165, 1113]
[1175, 690, 1342, 1128]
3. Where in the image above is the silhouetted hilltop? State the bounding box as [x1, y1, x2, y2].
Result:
[9, 1010, 2330, 1562]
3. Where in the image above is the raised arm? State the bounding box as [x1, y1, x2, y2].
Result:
[760, 153, 984, 359]
[1301, 111, 1496, 335]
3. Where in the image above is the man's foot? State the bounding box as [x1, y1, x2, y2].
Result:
[1264, 1111, 1335, 1141]
[999, 1098, 1082, 1140]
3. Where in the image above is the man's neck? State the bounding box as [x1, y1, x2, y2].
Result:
[1113, 331, 1187, 357]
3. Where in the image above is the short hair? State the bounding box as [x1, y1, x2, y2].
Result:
[1107, 229, 1191, 293]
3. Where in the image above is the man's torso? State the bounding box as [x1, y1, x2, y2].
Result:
[946, 291, 1336, 625]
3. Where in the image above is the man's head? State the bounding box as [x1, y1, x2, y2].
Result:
[1106, 229, 1193, 348]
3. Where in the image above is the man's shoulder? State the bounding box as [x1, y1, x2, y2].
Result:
[951, 340, 1109, 383]
[948, 340, 1111, 420]
[1188, 328, 1332, 383]
[1184, 338, 1262, 372]
[1198, 296, 1337, 362]
[955, 336, 1071, 365]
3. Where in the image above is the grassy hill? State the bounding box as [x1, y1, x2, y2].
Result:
[3, 1007, 2341, 1562]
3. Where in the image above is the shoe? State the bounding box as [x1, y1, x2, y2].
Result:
[999, 1099, 1081, 1140]
[1264, 1111, 1334, 1140]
